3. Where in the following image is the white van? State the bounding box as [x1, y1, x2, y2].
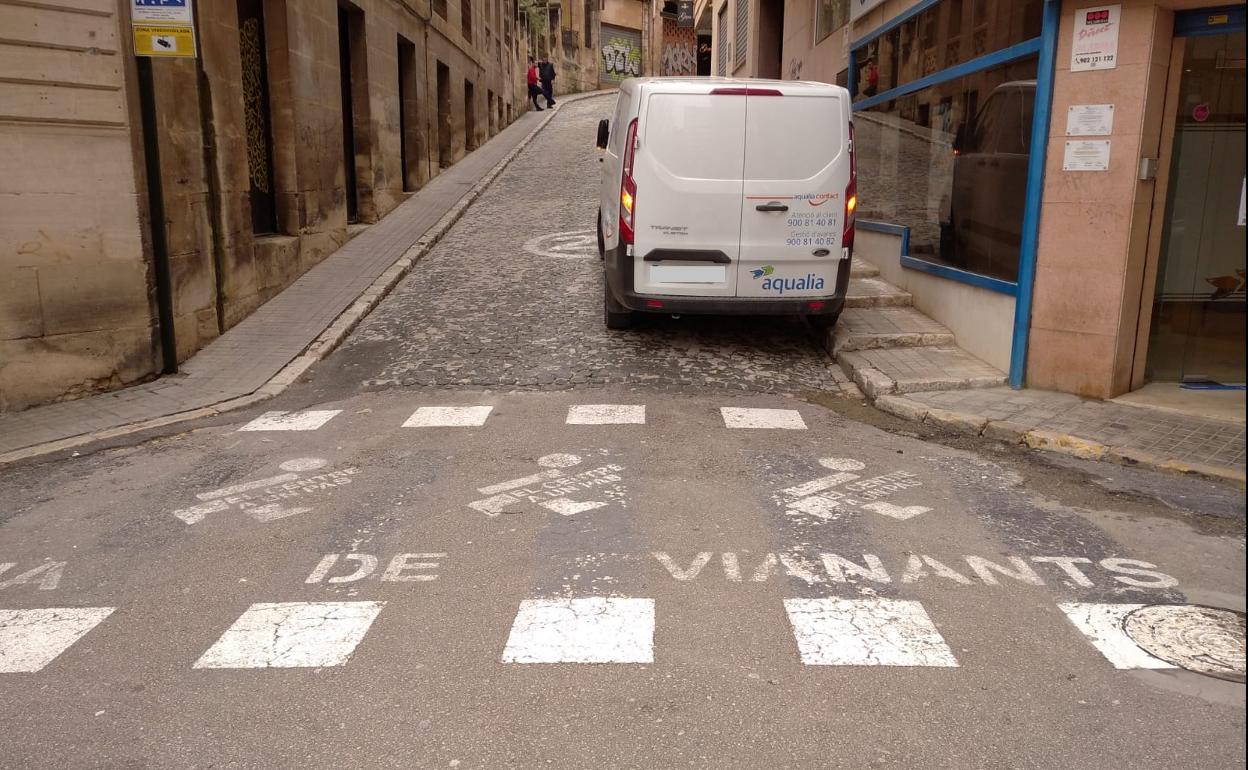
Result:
[594, 77, 857, 330]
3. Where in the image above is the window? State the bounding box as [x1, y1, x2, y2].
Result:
[733, 0, 748, 69]
[815, 0, 849, 44]
[433, 0, 447, 20]
[462, 0, 473, 41]
[584, 0, 593, 47]
[716, 6, 728, 75]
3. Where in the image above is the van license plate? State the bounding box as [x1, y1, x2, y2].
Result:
[650, 265, 726, 283]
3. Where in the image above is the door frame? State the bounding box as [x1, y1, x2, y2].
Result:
[1129, 6, 1247, 389]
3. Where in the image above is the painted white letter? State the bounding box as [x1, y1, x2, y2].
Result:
[381, 553, 445, 582]
[964, 556, 1045, 586]
[326, 553, 379, 584]
[820, 553, 891, 584]
[1031, 556, 1095, 587]
[652, 552, 713, 581]
[0, 562, 65, 591]
[1099, 558, 1179, 588]
[779, 554, 822, 585]
[901, 555, 972, 585]
[721, 552, 742, 582]
[305, 554, 340, 584]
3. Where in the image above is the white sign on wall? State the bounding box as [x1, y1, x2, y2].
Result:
[1063, 140, 1112, 172]
[850, 0, 888, 22]
[1066, 104, 1115, 136]
[1071, 5, 1121, 71]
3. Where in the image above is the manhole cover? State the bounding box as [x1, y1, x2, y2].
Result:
[523, 229, 598, 260]
[1123, 604, 1246, 682]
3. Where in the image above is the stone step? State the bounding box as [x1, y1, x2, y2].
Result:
[830, 307, 956, 356]
[838, 345, 1006, 400]
[849, 259, 880, 278]
[845, 277, 912, 309]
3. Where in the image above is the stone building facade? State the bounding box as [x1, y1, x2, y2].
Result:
[1, 0, 529, 412]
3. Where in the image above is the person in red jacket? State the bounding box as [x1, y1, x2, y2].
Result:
[527, 58, 543, 111]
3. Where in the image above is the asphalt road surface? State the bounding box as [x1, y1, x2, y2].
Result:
[1, 96, 1243, 769]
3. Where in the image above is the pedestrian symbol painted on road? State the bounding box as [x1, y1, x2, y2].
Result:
[468, 452, 626, 516]
[773, 457, 931, 522]
[171, 457, 359, 525]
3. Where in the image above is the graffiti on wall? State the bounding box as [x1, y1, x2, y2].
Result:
[600, 25, 642, 84]
[662, 42, 696, 75]
[788, 57, 804, 81]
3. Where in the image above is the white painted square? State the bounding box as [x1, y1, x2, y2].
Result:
[566, 404, 646, 425]
[194, 601, 384, 669]
[721, 407, 807, 430]
[402, 406, 493, 428]
[0, 607, 115, 673]
[784, 598, 959, 667]
[1057, 602, 1175, 670]
[239, 410, 342, 432]
[502, 597, 654, 663]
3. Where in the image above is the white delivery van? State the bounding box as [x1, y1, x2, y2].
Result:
[594, 77, 857, 330]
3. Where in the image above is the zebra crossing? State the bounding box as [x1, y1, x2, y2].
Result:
[237, 405, 810, 431]
[0, 599, 1179, 674]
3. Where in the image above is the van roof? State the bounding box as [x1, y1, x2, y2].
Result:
[620, 77, 847, 96]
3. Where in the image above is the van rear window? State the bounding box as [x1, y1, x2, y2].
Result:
[744, 96, 844, 181]
[643, 94, 746, 181]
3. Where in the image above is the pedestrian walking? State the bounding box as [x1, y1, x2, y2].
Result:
[538, 57, 557, 109]
[527, 57, 543, 111]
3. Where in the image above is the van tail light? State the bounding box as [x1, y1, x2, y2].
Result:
[619, 118, 639, 246]
[843, 121, 857, 254]
[709, 87, 784, 96]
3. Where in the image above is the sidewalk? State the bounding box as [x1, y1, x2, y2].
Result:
[830, 261, 1246, 485]
[0, 92, 610, 465]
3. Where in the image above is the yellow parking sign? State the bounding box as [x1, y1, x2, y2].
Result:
[133, 24, 197, 58]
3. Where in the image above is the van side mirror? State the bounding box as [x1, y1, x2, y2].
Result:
[595, 118, 610, 150]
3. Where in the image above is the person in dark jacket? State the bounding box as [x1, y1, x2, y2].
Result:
[538, 57, 556, 108]
[526, 58, 543, 111]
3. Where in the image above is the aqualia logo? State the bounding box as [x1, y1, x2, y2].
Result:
[751, 265, 825, 295]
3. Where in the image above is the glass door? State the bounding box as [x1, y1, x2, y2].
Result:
[1145, 25, 1246, 384]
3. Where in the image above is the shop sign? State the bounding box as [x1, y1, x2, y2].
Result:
[677, 0, 694, 28]
[1066, 104, 1114, 136]
[1063, 140, 1111, 172]
[131, 0, 197, 58]
[850, 0, 887, 22]
[1071, 5, 1120, 71]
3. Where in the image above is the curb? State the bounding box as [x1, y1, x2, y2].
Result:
[0, 90, 614, 467]
[863, 393, 1245, 487]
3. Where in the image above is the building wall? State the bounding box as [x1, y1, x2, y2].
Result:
[0, 1, 158, 411]
[1, 0, 529, 412]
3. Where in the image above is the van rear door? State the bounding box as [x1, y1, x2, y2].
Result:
[631, 87, 746, 297]
[736, 86, 849, 299]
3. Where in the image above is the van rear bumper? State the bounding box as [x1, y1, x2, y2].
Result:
[604, 244, 850, 316]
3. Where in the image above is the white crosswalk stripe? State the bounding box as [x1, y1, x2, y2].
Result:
[784, 598, 959, 667]
[402, 406, 494, 427]
[238, 410, 342, 431]
[502, 597, 655, 663]
[1057, 602, 1177, 669]
[566, 404, 646, 425]
[720, 407, 808, 430]
[194, 601, 384, 669]
[0, 607, 115, 673]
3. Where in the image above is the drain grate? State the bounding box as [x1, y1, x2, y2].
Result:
[1123, 604, 1246, 682]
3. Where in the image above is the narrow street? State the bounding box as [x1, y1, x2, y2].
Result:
[0, 97, 1243, 769]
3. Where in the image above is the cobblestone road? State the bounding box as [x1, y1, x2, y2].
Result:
[311, 96, 845, 396]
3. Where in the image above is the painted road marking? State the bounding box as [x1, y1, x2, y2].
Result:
[238, 410, 342, 431]
[403, 406, 493, 428]
[721, 407, 807, 430]
[784, 598, 959, 667]
[1058, 602, 1177, 670]
[469, 453, 625, 517]
[194, 601, 384, 669]
[774, 458, 930, 523]
[171, 458, 358, 525]
[0, 607, 115, 673]
[502, 597, 654, 663]
[566, 404, 646, 425]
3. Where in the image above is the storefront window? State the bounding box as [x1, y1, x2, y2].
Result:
[855, 57, 1037, 283]
[852, 0, 1040, 102]
[815, 0, 848, 44]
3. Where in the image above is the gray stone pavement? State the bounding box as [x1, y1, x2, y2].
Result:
[0, 97, 599, 463]
[903, 387, 1247, 482]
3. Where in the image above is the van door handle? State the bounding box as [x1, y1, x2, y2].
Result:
[755, 203, 789, 212]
